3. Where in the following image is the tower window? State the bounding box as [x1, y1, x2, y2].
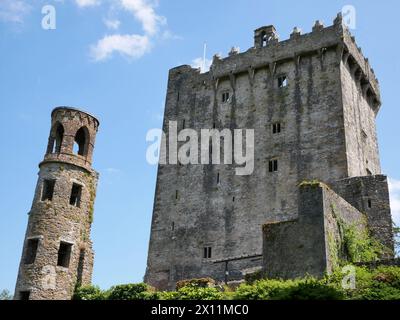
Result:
[269, 159, 278, 172]
[272, 123, 281, 134]
[203, 247, 212, 259]
[217, 172, 220, 184]
[278, 76, 288, 88]
[41, 179, 55, 202]
[57, 242, 72, 268]
[222, 91, 230, 103]
[368, 199, 372, 208]
[175, 190, 179, 200]
[19, 291, 31, 300]
[182, 119, 186, 129]
[24, 239, 39, 265]
[48, 122, 64, 154]
[74, 127, 89, 156]
[69, 183, 83, 207]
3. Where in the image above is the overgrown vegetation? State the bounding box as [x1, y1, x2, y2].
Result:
[329, 204, 387, 266]
[298, 179, 321, 188]
[341, 222, 386, 263]
[73, 265, 400, 301]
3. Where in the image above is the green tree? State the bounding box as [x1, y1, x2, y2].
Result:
[0, 289, 12, 300]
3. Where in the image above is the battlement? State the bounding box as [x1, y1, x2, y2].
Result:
[41, 106, 100, 172]
[172, 13, 381, 113]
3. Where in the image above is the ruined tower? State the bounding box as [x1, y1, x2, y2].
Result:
[14, 107, 100, 300]
[145, 13, 394, 290]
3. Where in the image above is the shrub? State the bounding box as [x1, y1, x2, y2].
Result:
[345, 266, 400, 300]
[72, 285, 108, 300]
[0, 289, 12, 300]
[163, 286, 224, 300]
[108, 283, 158, 300]
[234, 278, 344, 300]
[176, 278, 215, 290]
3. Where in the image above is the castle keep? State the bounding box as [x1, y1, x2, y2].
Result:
[145, 14, 394, 290]
[14, 107, 99, 300]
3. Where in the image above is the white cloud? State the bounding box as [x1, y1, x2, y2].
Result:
[90, 33, 151, 61]
[104, 18, 121, 30]
[119, 0, 166, 35]
[0, 0, 31, 23]
[75, 0, 101, 7]
[389, 178, 400, 225]
[191, 57, 212, 73]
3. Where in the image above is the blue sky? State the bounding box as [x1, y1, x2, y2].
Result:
[0, 0, 399, 292]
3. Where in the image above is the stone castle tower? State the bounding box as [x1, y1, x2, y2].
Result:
[14, 107, 100, 300]
[145, 14, 394, 290]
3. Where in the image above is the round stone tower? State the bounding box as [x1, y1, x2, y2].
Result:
[14, 107, 100, 300]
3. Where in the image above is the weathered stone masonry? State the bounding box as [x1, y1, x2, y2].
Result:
[14, 107, 99, 300]
[145, 13, 394, 289]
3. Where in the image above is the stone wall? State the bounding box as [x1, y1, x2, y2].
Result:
[263, 183, 366, 279]
[332, 175, 394, 256]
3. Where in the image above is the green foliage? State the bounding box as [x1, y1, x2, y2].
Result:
[234, 278, 344, 300]
[342, 223, 385, 263]
[329, 266, 400, 300]
[160, 284, 224, 300]
[72, 285, 108, 300]
[298, 180, 320, 188]
[74, 266, 400, 301]
[0, 289, 12, 300]
[108, 283, 158, 300]
[176, 278, 215, 290]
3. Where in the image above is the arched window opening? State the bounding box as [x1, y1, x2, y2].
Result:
[74, 127, 89, 156]
[261, 32, 267, 47]
[47, 123, 64, 154]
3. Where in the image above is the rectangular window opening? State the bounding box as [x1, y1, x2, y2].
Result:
[57, 242, 73, 268]
[203, 247, 212, 259]
[217, 173, 220, 184]
[175, 190, 179, 200]
[222, 92, 230, 103]
[41, 179, 55, 202]
[368, 199, 372, 208]
[269, 159, 278, 172]
[24, 239, 39, 265]
[19, 291, 30, 301]
[272, 123, 281, 134]
[278, 76, 288, 88]
[69, 183, 83, 207]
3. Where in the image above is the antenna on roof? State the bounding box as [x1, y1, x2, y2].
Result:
[203, 42, 207, 72]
